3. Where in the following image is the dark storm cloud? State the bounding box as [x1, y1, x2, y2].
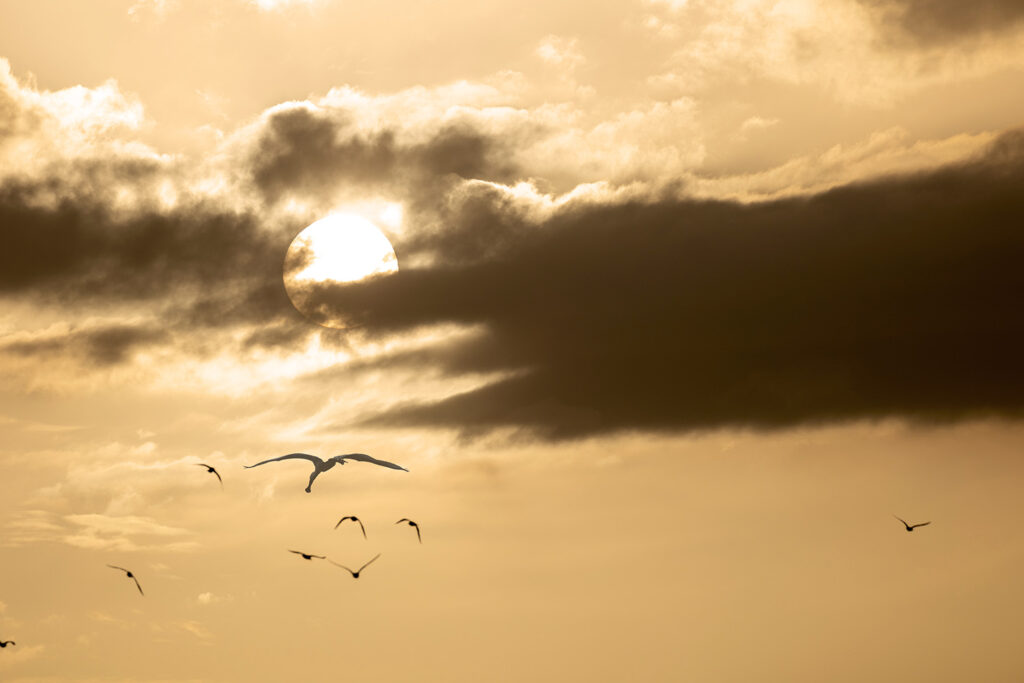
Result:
[860, 0, 1024, 44]
[249, 104, 520, 204]
[0, 179, 314, 358]
[0, 183, 291, 299]
[305, 130, 1024, 440]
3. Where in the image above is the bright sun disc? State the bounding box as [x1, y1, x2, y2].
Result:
[283, 214, 399, 328]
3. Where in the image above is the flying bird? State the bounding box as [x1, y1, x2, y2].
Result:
[0, 641, 14, 648]
[107, 565, 144, 595]
[329, 553, 381, 579]
[396, 518, 421, 543]
[196, 463, 223, 487]
[894, 515, 931, 532]
[289, 550, 326, 560]
[244, 453, 408, 493]
[334, 515, 366, 538]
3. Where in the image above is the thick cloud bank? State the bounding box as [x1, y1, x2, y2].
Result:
[309, 132, 1024, 439]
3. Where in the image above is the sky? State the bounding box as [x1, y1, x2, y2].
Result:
[1, 0, 1024, 680]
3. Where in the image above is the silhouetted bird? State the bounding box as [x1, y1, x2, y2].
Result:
[107, 565, 144, 595]
[289, 550, 326, 560]
[245, 453, 408, 492]
[396, 518, 421, 543]
[335, 515, 366, 538]
[894, 515, 931, 532]
[329, 553, 381, 579]
[0, 641, 14, 647]
[196, 463, 223, 487]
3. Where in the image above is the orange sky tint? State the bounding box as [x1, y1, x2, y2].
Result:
[1, 1, 1024, 681]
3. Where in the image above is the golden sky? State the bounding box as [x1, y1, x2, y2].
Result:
[2, 1, 1024, 681]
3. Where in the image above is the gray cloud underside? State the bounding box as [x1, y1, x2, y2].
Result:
[250, 105, 522, 206]
[860, 0, 1024, 44]
[304, 130, 1024, 440]
[0, 107, 542, 362]
[0, 180, 310, 358]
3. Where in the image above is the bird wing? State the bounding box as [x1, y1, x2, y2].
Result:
[357, 553, 382, 573]
[893, 515, 909, 527]
[910, 521, 931, 529]
[328, 559, 355, 575]
[333, 453, 408, 471]
[245, 453, 324, 469]
[107, 564, 129, 573]
[396, 518, 411, 524]
[132, 575, 144, 596]
[211, 468, 223, 484]
[334, 517, 348, 530]
[288, 550, 304, 555]
[415, 525, 421, 543]
[357, 518, 366, 539]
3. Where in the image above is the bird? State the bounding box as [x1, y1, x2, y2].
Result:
[289, 550, 326, 560]
[334, 515, 366, 538]
[244, 453, 408, 492]
[196, 463, 223, 487]
[107, 565, 144, 595]
[396, 518, 421, 543]
[0, 641, 14, 648]
[894, 515, 931, 532]
[329, 553, 381, 579]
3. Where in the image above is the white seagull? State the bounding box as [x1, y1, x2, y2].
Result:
[244, 453, 408, 492]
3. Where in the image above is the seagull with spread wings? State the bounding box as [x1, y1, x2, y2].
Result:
[335, 515, 366, 538]
[107, 565, 144, 596]
[329, 554, 381, 579]
[396, 518, 421, 544]
[196, 463, 223, 487]
[244, 453, 408, 492]
[0, 640, 15, 648]
[289, 550, 326, 560]
[894, 515, 931, 532]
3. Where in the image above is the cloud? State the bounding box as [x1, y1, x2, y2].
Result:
[535, 36, 585, 69]
[859, 0, 1024, 44]
[297, 130, 1024, 440]
[0, 644, 45, 670]
[197, 591, 232, 606]
[0, 58, 159, 184]
[63, 513, 196, 552]
[651, 0, 1024, 105]
[1, 323, 169, 365]
[247, 101, 519, 206]
[177, 619, 213, 639]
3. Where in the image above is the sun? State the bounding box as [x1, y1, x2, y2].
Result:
[283, 213, 399, 328]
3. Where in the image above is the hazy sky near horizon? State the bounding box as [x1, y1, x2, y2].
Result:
[2, 1, 1024, 681]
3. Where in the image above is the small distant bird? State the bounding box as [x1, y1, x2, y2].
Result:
[396, 518, 421, 543]
[335, 515, 366, 538]
[329, 554, 381, 579]
[196, 463, 223, 487]
[289, 550, 326, 560]
[894, 515, 931, 532]
[107, 565, 144, 595]
[245, 453, 408, 493]
[0, 641, 14, 647]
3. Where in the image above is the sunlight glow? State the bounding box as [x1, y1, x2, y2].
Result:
[286, 213, 398, 284]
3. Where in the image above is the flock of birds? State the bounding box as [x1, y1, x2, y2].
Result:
[103, 454, 415, 593]
[1, 450, 932, 648]
[1, 451, 416, 649]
